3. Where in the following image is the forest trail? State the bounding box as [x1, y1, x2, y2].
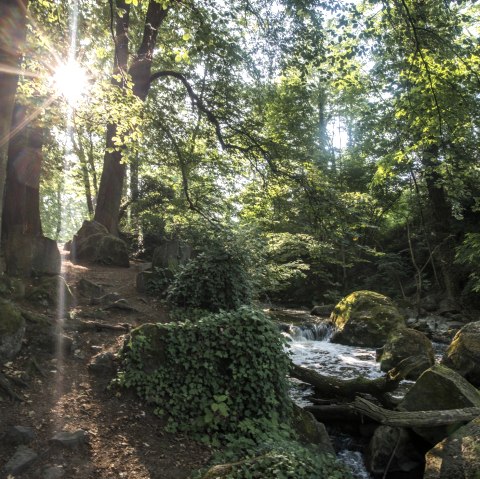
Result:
[0, 252, 211, 479]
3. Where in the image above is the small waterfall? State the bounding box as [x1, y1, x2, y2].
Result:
[283, 322, 334, 341]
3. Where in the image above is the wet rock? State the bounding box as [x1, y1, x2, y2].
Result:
[50, 429, 88, 449]
[442, 321, 480, 387]
[3, 425, 35, 445]
[0, 300, 26, 364]
[378, 328, 434, 379]
[42, 465, 65, 479]
[330, 290, 406, 347]
[398, 364, 480, 444]
[366, 426, 424, 476]
[291, 403, 335, 454]
[70, 220, 129, 268]
[424, 416, 480, 479]
[76, 278, 105, 300]
[2, 445, 38, 475]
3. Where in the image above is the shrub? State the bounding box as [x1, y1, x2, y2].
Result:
[114, 307, 291, 441]
[167, 246, 252, 312]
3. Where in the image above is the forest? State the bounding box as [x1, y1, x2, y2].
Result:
[0, 0, 479, 478]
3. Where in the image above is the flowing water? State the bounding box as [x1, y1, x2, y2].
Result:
[273, 309, 449, 479]
[280, 319, 375, 478]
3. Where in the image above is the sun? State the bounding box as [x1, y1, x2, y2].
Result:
[52, 60, 89, 106]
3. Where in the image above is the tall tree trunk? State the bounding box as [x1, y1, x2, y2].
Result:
[71, 127, 94, 217]
[93, 0, 168, 234]
[3, 105, 43, 237]
[422, 144, 460, 299]
[0, 0, 28, 247]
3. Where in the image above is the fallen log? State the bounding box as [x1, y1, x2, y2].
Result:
[353, 396, 480, 428]
[290, 355, 423, 401]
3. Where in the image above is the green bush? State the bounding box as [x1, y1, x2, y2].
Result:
[114, 307, 291, 441]
[167, 246, 252, 312]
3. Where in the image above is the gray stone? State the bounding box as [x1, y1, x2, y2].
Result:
[76, 278, 105, 299]
[136, 270, 153, 293]
[3, 445, 38, 475]
[291, 403, 335, 455]
[88, 352, 116, 376]
[424, 416, 480, 479]
[50, 429, 88, 449]
[442, 321, 480, 387]
[398, 364, 480, 444]
[3, 425, 35, 445]
[152, 239, 191, 271]
[366, 426, 423, 476]
[42, 465, 65, 479]
[0, 300, 26, 364]
[4, 233, 61, 277]
[70, 221, 129, 268]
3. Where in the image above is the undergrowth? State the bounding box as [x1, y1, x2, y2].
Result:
[114, 307, 291, 442]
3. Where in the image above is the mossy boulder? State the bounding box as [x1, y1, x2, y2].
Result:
[70, 220, 129, 268]
[0, 300, 25, 364]
[442, 321, 480, 387]
[330, 291, 406, 347]
[424, 416, 480, 479]
[26, 275, 74, 310]
[378, 328, 434, 379]
[398, 364, 480, 444]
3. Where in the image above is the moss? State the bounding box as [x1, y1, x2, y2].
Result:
[0, 300, 24, 335]
[331, 290, 405, 347]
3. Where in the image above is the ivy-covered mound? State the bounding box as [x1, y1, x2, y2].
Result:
[115, 307, 291, 439]
[167, 247, 252, 312]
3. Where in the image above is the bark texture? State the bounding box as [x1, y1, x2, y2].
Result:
[0, 0, 28, 245]
[94, 0, 168, 234]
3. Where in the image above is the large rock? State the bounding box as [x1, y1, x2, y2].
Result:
[152, 239, 191, 271]
[398, 364, 480, 444]
[0, 300, 25, 364]
[366, 426, 424, 477]
[424, 416, 480, 479]
[330, 291, 406, 347]
[70, 220, 129, 267]
[378, 328, 434, 379]
[4, 232, 60, 277]
[442, 321, 480, 387]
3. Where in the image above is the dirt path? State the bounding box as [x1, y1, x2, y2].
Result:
[0, 254, 211, 478]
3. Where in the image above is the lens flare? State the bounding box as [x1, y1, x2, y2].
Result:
[52, 60, 89, 106]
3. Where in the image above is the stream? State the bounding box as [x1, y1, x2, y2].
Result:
[270, 308, 447, 479]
